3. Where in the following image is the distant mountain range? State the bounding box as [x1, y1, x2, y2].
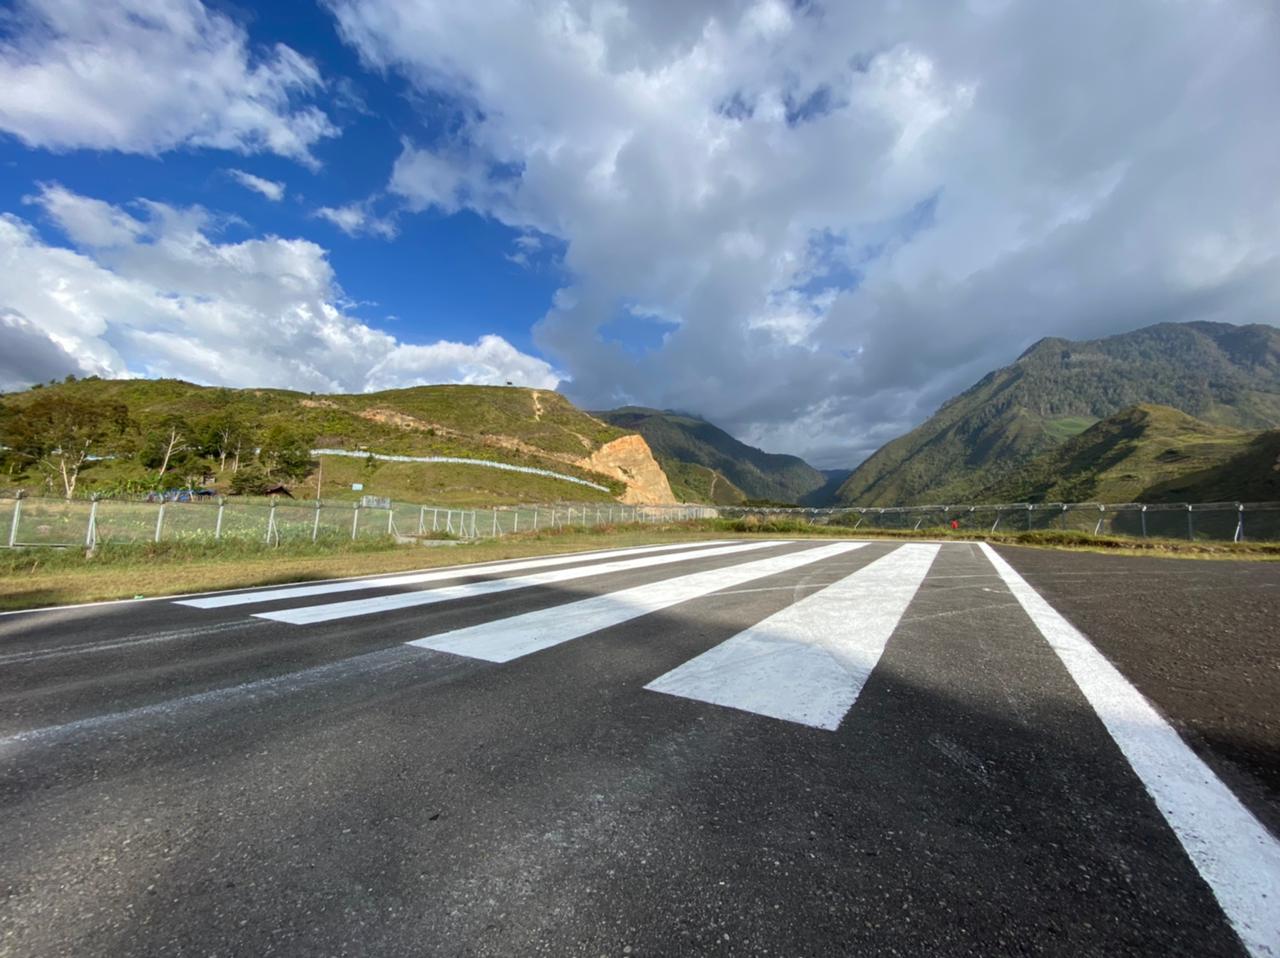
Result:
[592, 407, 843, 505]
[836, 322, 1280, 506]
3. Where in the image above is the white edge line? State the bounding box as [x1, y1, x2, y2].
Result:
[979, 542, 1280, 958]
[0, 538, 743, 617]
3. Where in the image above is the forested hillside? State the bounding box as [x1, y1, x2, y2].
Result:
[0, 378, 651, 504]
[836, 322, 1280, 505]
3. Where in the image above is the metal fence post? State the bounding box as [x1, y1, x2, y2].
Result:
[1140, 504, 1148, 539]
[266, 499, 277, 545]
[1094, 505, 1105, 536]
[215, 498, 225, 539]
[513, 510, 519, 533]
[532, 508, 538, 531]
[154, 502, 166, 543]
[492, 510, 498, 537]
[1235, 503, 1245, 543]
[85, 496, 99, 550]
[1026, 504, 1033, 531]
[1186, 504, 1194, 541]
[418, 507, 426, 536]
[352, 502, 360, 540]
[432, 508, 439, 532]
[7, 493, 22, 548]
[313, 500, 322, 543]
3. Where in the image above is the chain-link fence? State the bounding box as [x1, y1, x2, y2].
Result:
[0, 494, 717, 549]
[718, 500, 1278, 542]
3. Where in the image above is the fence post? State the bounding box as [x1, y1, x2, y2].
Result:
[1235, 503, 1245, 543]
[313, 500, 322, 543]
[1094, 505, 1105, 536]
[492, 510, 498, 537]
[1060, 504, 1068, 531]
[387, 507, 395, 536]
[418, 506, 426, 536]
[7, 492, 22, 548]
[532, 508, 538, 531]
[1186, 504, 1194, 541]
[513, 510, 519, 533]
[352, 502, 360, 540]
[1026, 504, 1033, 531]
[154, 502, 166, 543]
[990, 510, 1001, 534]
[215, 497, 225, 539]
[1140, 504, 1148, 539]
[266, 499, 277, 546]
[85, 496, 99, 550]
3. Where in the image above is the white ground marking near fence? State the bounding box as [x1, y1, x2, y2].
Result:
[256, 541, 784, 625]
[644, 543, 939, 729]
[979, 543, 1280, 958]
[176, 540, 735, 609]
[410, 541, 865, 663]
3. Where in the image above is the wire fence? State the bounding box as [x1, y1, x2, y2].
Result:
[0, 494, 717, 550]
[1, 494, 1274, 549]
[718, 500, 1278, 542]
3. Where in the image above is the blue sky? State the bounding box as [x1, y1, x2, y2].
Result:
[1, 0, 1276, 467]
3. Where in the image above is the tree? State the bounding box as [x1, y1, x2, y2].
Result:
[2, 395, 130, 498]
[258, 424, 314, 481]
[141, 415, 193, 480]
[194, 411, 250, 473]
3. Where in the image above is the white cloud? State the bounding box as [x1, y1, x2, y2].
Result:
[0, 185, 557, 393]
[227, 169, 286, 201]
[314, 201, 398, 239]
[0, 0, 338, 166]
[329, 0, 1280, 467]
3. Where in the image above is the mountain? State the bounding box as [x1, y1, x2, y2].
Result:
[836, 322, 1280, 506]
[593, 407, 830, 504]
[977, 404, 1263, 503]
[1, 378, 678, 505]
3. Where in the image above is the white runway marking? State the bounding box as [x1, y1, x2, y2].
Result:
[256, 541, 783, 625]
[645, 543, 939, 729]
[980, 543, 1280, 958]
[410, 541, 866, 663]
[177, 540, 736, 609]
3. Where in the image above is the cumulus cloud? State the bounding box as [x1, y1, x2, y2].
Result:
[329, 0, 1280, 467]
[0, 0, 338, 166]
[314, 201, 398, 239]
[0, 184, 557, 393]
[227, 170, 286, 201]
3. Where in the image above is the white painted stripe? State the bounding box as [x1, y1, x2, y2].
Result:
[979, 543, 1280, 958]
[645, 543, 939, 729]
[411, 541, 866, 663]
[257, 541, 785, 625]
[179, 540, 736, 609]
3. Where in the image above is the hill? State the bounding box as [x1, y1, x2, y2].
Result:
[836, 322, 1280, 506]
[593, 407, 829, 504]
[976, 404, 1264, 503]
[1, 378, 678, 506]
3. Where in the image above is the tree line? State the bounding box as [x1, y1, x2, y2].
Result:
[0, 393, 315, 499]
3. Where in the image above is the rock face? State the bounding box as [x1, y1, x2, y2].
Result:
[575, 434, 678, 504]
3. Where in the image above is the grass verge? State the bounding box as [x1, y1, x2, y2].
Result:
[0, 524, 725, 612]
[2, 519, 1274, 613]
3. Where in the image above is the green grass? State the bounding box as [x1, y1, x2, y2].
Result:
[0, 524, 727, 611]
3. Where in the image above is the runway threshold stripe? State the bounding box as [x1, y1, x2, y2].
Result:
[256, 541, 784, 625]
[644, 543, 939, 729]
[409, 541, 866, 663]
[178, 540, 735, 609]
[979, 543, 1280, 958]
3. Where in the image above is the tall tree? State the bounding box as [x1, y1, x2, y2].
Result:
[3, 395, 130, 498]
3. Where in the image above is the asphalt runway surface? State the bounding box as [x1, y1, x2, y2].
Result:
[1, 538, 1277, 957]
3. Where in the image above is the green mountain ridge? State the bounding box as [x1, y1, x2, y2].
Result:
[1, 378, 633, 504]
[978, 404, 1277, 504]
[836, 321, 1280, 506]
[593, 406, 829, 504]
